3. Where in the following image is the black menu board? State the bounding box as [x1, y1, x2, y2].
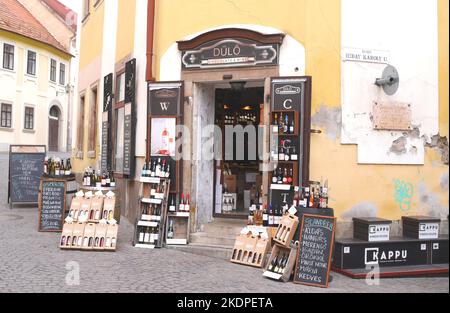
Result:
[38, 179, 66, 232]
[294, 214, 336, 288]
[123, 113, 132, 176]
[101, 120, 109, 171]
[9, 145, 46, 205]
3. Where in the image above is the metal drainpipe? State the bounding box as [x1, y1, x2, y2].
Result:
[146, 0, 156, 82]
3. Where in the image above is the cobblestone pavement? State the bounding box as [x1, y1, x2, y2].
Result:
[0, 153, 448, 293]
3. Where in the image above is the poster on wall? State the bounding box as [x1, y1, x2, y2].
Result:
[151, 118, 177, 157]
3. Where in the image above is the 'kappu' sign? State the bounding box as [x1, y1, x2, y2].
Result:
[294, 214, 336, 288]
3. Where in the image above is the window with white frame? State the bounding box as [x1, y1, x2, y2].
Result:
[59, 63, 66, 85]
[50, 59, 57, 82]
[24, 106, 34, 130]
[1, 103, 12, 128]
[3, 43, 14, 70]
[27, 51, 37, 76]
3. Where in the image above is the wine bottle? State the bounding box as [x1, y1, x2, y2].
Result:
[55, 161, 60, 176]
[169, 196, 176, 212]
[185, 194, 190, 213]
[44, 157, 48, 175]
[155, 158, 162, 177]
[263, 205, 268, 227]
[284, 114, 289, 134]
[272, 169, 278, 184]
[268, 255, 278, 272]
[289, 117, 295, 134]
[139, 227, 145, 244]
[106, 172, 111, 187]
[279, 140, 285, 161]
[179, 194, 185, 212]
[167, 219, 174, 239]
[282, 168, 288, 184]
[66, 159, 72, 175]
[110, 173, 116, 187]
[268, 205, 274, 227]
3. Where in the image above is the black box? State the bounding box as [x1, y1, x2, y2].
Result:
[333, 236, 449, 270]
[402, 216, 441, 239]
[353, 217, 392, 242]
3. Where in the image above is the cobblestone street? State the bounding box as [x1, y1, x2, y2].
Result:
[0, 153, 448, 293]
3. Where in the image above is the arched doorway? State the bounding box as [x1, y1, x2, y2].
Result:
[48, 105, 61, 152]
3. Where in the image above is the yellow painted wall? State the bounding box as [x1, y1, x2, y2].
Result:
[79, 2, 105, 70]
[74, 1, 106, 173]
[116, 0, 136, 62]
[439, 0, 449, 139]
[155, 0, 340, 108]
[153, 0, 448, 221]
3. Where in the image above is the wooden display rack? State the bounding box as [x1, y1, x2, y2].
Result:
[166, 210, 190, 245]
[133, 177, 170, 249]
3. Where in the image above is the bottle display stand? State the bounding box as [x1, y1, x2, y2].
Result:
[60, 191, 119, 252]
[263, 242, 299, 282]
[133, 178, 170, 249]
[166, 210, 190, 245]
[333, 216, 449, 279]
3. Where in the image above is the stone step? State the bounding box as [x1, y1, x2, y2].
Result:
[167, 243, 232, 260]
[201, 218, 246, 235]
[190, 232, 237, 247]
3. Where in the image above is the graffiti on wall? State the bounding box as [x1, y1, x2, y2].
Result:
[393, 179, 414, 212]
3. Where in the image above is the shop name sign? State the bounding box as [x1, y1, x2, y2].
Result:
[368, 224, 390, 242]
[365, 247, 407, 265]
[271, 79, 305, 112]
[419, 223, 439, 239]
[148, 83, 182, 116]
[182, 39, 279, 69]
[342, 48, 390, 64]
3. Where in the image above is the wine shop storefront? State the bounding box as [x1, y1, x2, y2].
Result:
[145, 26, 313, 233]
[79, 0, 448, 256]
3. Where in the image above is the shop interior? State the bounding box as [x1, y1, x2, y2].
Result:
[214, 83, 264, 218]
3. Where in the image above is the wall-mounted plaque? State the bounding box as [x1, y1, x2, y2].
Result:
[182, 38, 280, 70]
[372, 102, 412, 131]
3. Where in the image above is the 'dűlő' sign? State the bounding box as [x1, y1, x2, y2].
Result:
[294, 214, 336, 288]
[9, 145, 46, 206]
[38, 179, 66, 232]
[181, 39, 280, 70]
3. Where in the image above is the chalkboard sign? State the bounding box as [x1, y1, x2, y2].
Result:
[38, 179, 66, 232]
[9, 145, 46, 206]
[294, 214, 336, 288]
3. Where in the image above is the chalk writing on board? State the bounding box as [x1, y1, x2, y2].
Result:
[10, 153, 45, 203]
[294, 214, 336, 288]
[39, 181, 65, 232]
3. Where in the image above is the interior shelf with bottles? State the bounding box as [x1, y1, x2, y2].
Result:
[133, 178, 170, 249]
[271, 111, 300, 137]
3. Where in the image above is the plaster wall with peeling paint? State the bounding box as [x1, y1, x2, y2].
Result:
[152, 0, 448, 229]
[72, 0, 449, 234]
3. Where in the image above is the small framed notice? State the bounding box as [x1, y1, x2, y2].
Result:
[373, 102, 412, 131]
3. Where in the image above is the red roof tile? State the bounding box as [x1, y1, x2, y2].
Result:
[0, 0, 70, 55]
[41, 0, 77, 32]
